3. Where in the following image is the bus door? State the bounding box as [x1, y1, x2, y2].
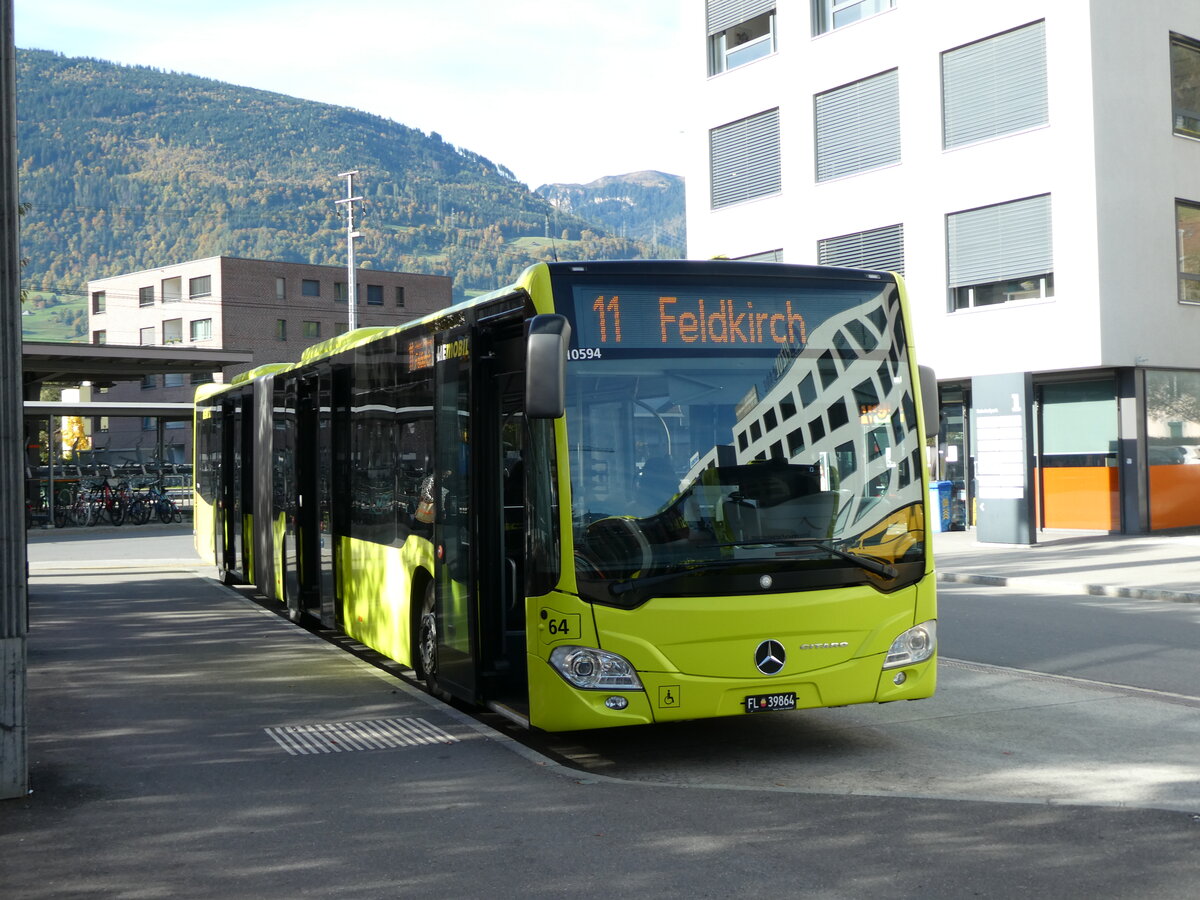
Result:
[279, 375, 302, 619]
[306, 366, 352, 628]
[476, 320, 529, 707]
[295, 372, 328, 623]
[328, 365, 352, 627]
[214, 397, 234, 578]
[430, 316, 529, 709]
[317, 370, 336, 625]
[219, 394, 245, 583]
[432, 325, 479, 701]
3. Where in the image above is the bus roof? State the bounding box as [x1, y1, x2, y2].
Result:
[298, 326, 394, 366]
[230, 362, 295, 385]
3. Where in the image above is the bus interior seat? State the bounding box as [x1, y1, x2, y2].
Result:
[755, 492, 838, 539]
[722, 465, 837, 540]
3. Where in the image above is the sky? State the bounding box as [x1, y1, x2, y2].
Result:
[13, 0, 693, 188]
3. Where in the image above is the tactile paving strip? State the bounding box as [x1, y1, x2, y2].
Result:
[265, 717, 460, 755]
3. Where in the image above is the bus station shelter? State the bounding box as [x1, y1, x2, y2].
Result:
[21, 341, 253, 525]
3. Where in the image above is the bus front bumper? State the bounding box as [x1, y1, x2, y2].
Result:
[527, 651, 937, 731]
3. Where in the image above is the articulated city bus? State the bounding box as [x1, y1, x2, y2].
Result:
[195, 260, 939, 731]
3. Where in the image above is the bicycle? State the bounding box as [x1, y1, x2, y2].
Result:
[117, 480, 151, 526]
[68, 489, 96, 527]
[144, 480, 183, 524]
[80, 478, 126, 526]
[51, 486, 74, 528]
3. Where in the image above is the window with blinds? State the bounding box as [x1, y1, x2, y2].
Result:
[812, 0, 895, 37]
[947, 194, 1053, 311]
[819, 224, 904, 273]
[815, 69, 900, 182]
[188, 275, 212, 299]
[710, 108, 781, 209]
[189, 318, 213, 341]
[707, 0, 776, 75]
[942, 20, 1048, 149]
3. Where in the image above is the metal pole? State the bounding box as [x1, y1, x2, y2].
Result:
[335, 171, 361, 331]
[47, 416, 55, 527]
[0, 0, 29, 799]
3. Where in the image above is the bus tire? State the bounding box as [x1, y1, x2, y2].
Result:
[284, 578, 303, 623]
[416, 579, 448, 699]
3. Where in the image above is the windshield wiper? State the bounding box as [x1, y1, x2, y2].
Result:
[709, 539, 899, 579]
[774, 540, 899, 579]
[605, 539, 898, 598]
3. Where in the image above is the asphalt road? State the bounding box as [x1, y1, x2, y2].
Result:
[937, 582, 1200, 697]
[508, 579, 1200, 819]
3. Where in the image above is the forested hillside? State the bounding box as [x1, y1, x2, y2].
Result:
[15, 49, 684, 306]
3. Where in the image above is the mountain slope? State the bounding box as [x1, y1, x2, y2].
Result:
[16, 49, 682, 304]
[535, 171, 685, 249]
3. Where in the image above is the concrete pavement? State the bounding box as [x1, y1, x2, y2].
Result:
[934, 527, 1200, 603]
[3, 525, 1199, 898]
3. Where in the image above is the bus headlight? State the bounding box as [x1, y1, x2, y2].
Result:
[550, 646, 643, 690]
[882, 620, 937, 669]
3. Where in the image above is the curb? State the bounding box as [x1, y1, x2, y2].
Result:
[28, 560, 212, 573]
[937, 571, 1200, 604]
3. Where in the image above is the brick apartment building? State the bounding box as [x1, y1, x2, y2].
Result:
[86, 256, 452, 462]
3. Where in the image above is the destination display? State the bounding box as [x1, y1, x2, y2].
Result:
[568, 281, 888, 354]
[407, 334, 434, 371]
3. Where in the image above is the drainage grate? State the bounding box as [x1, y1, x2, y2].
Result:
[265, 717, 460, 755]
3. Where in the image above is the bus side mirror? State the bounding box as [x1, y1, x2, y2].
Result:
[526, 314, 571, 418]
[919, 365, 939, 441]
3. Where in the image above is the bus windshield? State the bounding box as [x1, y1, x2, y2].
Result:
[556, 269, 927, 606]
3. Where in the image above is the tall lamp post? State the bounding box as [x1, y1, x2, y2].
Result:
[335, 170, 362, 331]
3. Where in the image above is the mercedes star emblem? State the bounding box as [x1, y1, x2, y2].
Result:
[754, 639, 786, 675]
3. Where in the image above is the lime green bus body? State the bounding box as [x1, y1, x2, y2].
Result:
[196, 260, 937, 732]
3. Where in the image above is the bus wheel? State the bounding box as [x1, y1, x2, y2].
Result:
[416, 580, 447, 699]
[285, 584, 303, 623]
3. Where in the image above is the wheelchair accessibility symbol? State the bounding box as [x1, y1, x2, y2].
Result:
[658, 685, 681, 708]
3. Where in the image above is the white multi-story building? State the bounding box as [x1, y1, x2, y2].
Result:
[686, 0, 1200, 536]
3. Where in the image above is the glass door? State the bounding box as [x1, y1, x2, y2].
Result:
[937, 386, 970, 531]
[276, 376, 302, 618]
[432, 326, 478, 700]
[1037, 379, 1119, 531]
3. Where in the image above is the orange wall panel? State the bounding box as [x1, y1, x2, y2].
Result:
[1039, 467, 1119, 531]
[1149, 465, 1200, 530]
